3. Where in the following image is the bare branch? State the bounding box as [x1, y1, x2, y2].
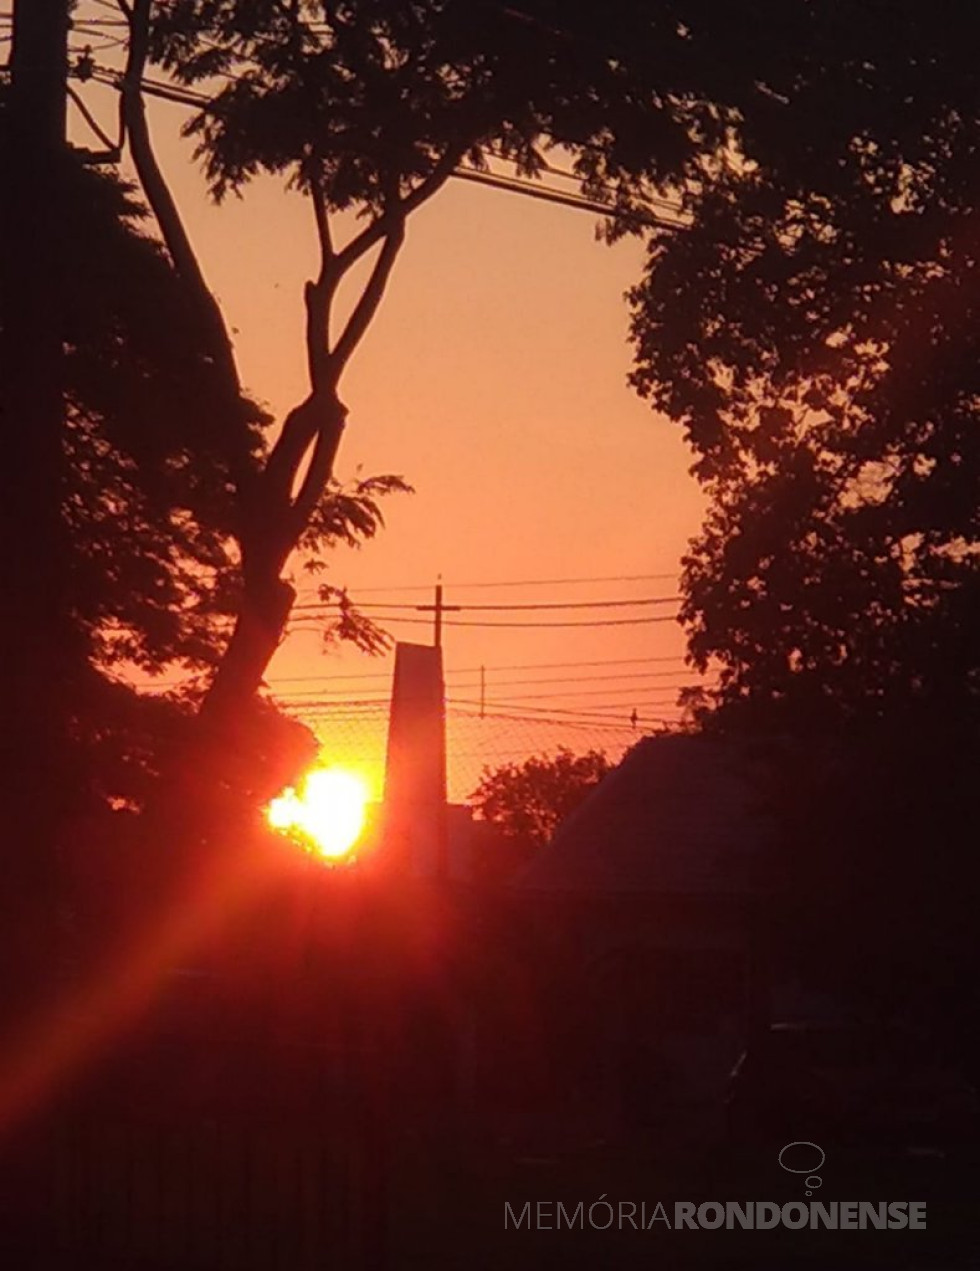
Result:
[290, 407, 346, 533]
[67, 86, 120, 156]
[305, 278, 335, 393]
[122, 5, 216, 301]
[262, 395, 322, 510]
[334, 144, 467, 275]
[121, 0, 250, 483]
[305, 151, 466, 390]
[305, 179, 339, 392]
[298, 152, 467, 466]
[310, 173, 333, 262]
[330, 222, 406, 378]
[254, 391, 347, 574]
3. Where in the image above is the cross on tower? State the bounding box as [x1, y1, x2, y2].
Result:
[415, 581, 461, 648]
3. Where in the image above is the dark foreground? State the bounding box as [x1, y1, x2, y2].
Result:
[0, 871, 976, 1270]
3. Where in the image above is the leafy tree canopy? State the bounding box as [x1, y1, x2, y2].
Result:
[626, 5, 980, 734]
[150, 0, 727, 208]
[470, 746, 609, 854]
[62, 158, 407, 676]
[1, 93, 401, 808]
[107, 0, 772, 736]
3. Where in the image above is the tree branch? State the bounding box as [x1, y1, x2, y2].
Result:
[290, 406, 346, 534]
[333, 144, 466, 276]
[261, 395, 322, 511]
[67, 85, 120, 157]
[310, 172, 333, 261]
[251, 391, 347, 578]
[289, 154, 467, 522]
[121, 0, 250, 484]
[330, 221, 406, 379]
[305, 179, 339, 392]
[123, 2, 212, 307]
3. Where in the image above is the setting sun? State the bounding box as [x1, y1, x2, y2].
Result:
[267, 767, 369, 860]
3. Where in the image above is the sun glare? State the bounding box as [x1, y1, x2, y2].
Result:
[266, 767, 369, 860]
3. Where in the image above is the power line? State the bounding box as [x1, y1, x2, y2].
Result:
[450, 595, 679, 611]
[71, 25, 127, 47]
[511, 686, 685, 707]
[139, 653, 696, 691]
[479, 684, 692, 703]
[451, 165, 683, 230]
[68, 17, 129, 28]
[287, 695, 680, 726]
[71, 62, 685, 230]
[276, 682, 694, 709]
[86, 65, 211, 110]
[479, 668, 703, 688]
[294, 593, 678, 613]
[450, 698, 680, 723]
[72, 57, 683, 229]
[481, 143, 684, 217]
[450, 704, 680, 727]
[277, 679, 704, 707]
[291, 613, 678, 629]
[273, 654, 693, 682]
[274, 668, 708, 701]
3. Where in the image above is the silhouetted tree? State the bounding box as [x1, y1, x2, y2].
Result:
[61, 156, 406, 674]
[0, 0, 74, 995]
[625, 5, 980, 735]
[618, 10, 980, 1029]
[1, 90, 400, 818]
[470, 747, 609, 857]
[105, 0, 746, 757]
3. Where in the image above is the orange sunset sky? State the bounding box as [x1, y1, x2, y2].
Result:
[75, 68, 710, 799]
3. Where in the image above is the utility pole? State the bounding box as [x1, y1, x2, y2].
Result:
[0, 0, 74, 1001]
[415, 580, 461, 649]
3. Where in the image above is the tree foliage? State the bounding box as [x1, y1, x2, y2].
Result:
[62, 156, 406, 676]
[470, 747, 609, 853]
[62, 158, 265, 674]
[107, 0, 758, 736]
[625, 5, 980, 734]
[1, 89, 397, 810]
[149, 0, 722, 208]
